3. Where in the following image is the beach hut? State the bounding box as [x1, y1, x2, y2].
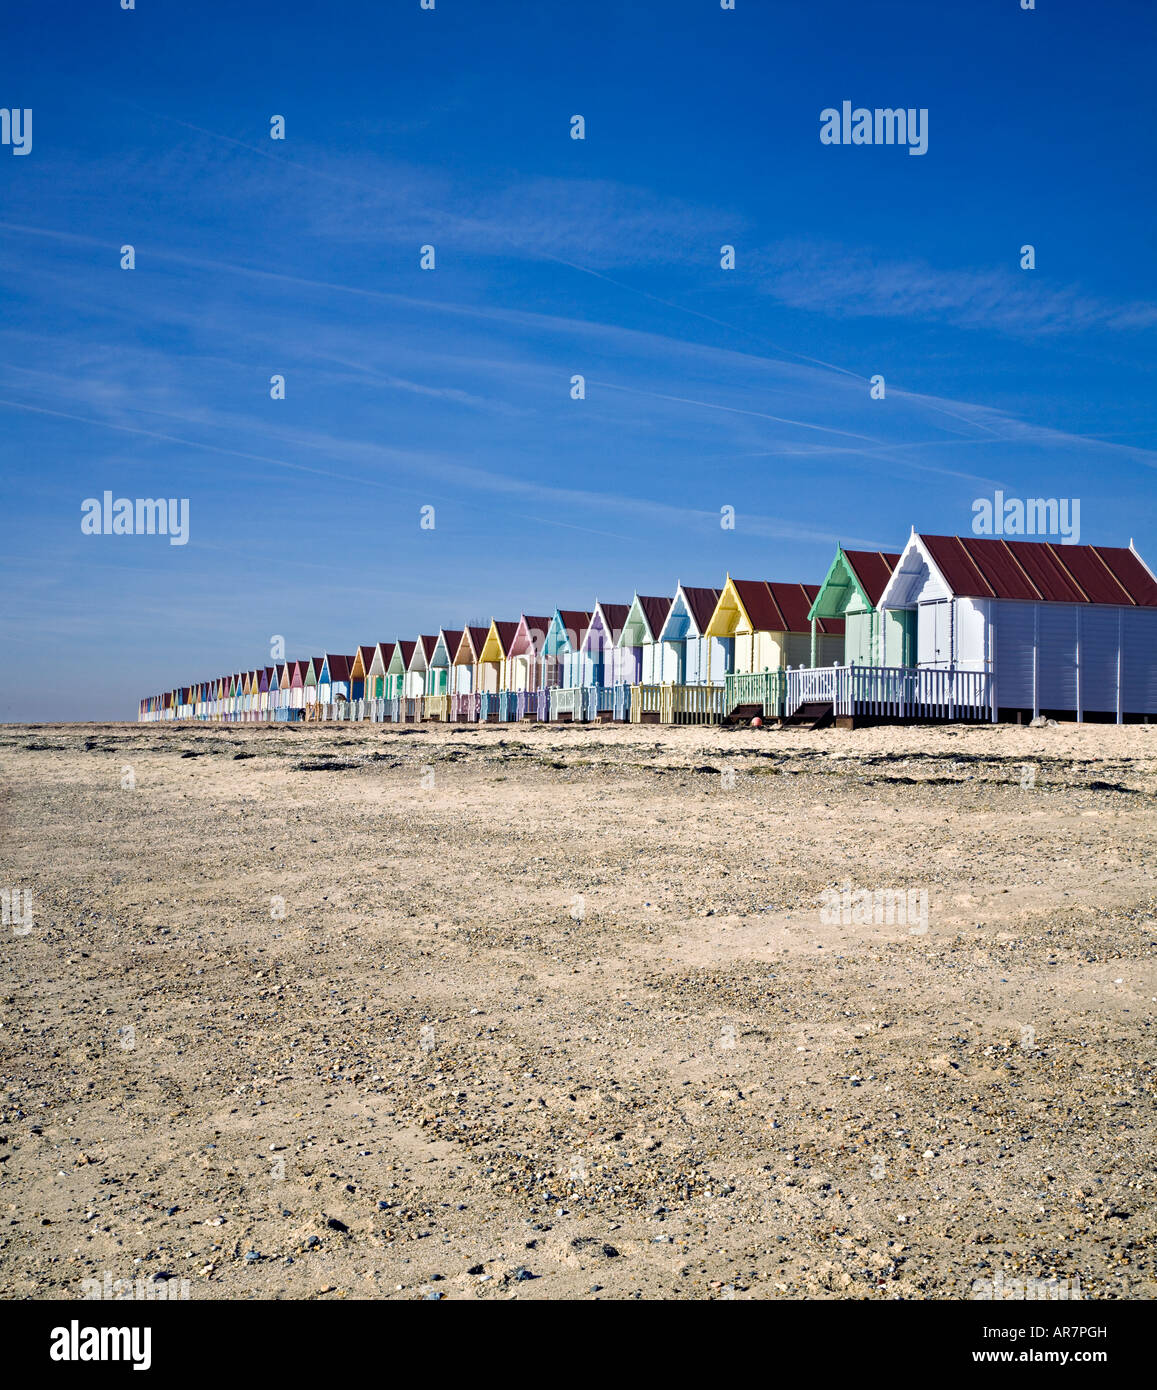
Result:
[386, 641, 416, 720]
[612, 595, 673, 720]
[286, 660, 304, 716]
[275, 662, 290, 720]
[705, 578, 843, 718]
[861, 533, 1157, 723]
[807, 548, 906, 667]
[478, 620, 520, 720]
[579, 601, 630, 719]
[615, 594, 674, 686]
[507, 615, 551, 719]
[423, 630, 460, 721]
[660, 585, 730, 683]
[406, 636, 438, 700]
[366, 641, 394, 711]
[319, 654, 353, 717]
[630, 584, 732, 723]
[350, 645, 375, 707]
[386, 641, 412, 699]
[543, 610, 590, 720]
[452, 626, 490, 721]
[303, 659, 323, 719]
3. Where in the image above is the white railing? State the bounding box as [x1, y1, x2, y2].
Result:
[785, 664, 993, 720]
[550, 686, 593, 721]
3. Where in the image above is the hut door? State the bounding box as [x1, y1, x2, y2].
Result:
[917, 601, 949, 667]
[896, 609, 916, 666]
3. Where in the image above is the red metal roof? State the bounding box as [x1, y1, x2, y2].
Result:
[493, 621, 520, 654]
[680, 586, 722, 633]
[554, 610, 590, 647]
[596, 603, 631, 634]
[510, 616, 550, 657]
[841, 550, 901, 607]
[325, 654, 353, 681]
[637, 595, 674, 640]
[733, 580, 844, 635]
[396, 640, 416, 667]
[355, 644, 376, 671]
[438, 629, 463, 657]
[417, 635, 439, 664]
[920, 536, 1157, 606]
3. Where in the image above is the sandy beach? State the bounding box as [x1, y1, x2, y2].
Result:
[1, 719, 1154, 1300]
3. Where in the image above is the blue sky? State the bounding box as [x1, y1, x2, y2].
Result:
[2, 0, 1155, 718]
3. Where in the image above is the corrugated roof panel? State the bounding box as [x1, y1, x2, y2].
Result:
[842, 550, 900, 606]
[1049, 546, 1129, 605]
[494, 621, 520, 652]
[638, 595, 674, 639]
[924, 536, 1000, 598]
[681, 586, 721, 633]
[995, 541, 1073, 601]
[1098, 547, 1157, 606]
[919, 535, 1157, 606]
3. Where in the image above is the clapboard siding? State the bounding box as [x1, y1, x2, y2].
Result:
[1080, 608, 1121, 712]
[994, 602, 1036, 707]
[1124, 609, 1157, 711]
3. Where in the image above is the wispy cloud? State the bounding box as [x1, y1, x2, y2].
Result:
[756, 241, 1157, 337]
